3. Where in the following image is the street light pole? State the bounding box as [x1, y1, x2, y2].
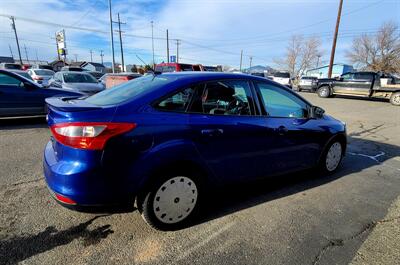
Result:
[151, 21, 155, 67]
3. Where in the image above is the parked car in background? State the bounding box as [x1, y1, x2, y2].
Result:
[48, 71, 105, 95]
[155, 63, 201, 72]
[317, 71, 400, 106]
[0, 69, 82, 118]
[60, 66, 84, 72]
[101, 72, 142, 89]
[8, 70, 34, 81]
[298, 76, 318, 92]
[0, 63, 22, 70]
[87, 71, 104, 80]
[27, 69, 55, 86]
[44, 72, 347, 230]
[250, 72, 265, 77]
[31, 64, 54, 71]
[270, 71, 292, 88]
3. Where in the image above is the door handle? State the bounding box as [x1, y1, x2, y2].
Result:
[201, 128, 224, 137]
[277, 126, 288, 135]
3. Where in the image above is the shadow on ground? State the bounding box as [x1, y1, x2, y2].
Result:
[0, 216, 113, 265]
[192, 136, 400, 227]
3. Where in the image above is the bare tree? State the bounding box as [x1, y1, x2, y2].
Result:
[274, 35, 322, 77]
[347, 21, 400, 73]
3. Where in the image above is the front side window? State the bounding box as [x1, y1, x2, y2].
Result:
[255, 82, 308, 118]
[198, 80, 253, 116]
[156, 87, 197, 112]
[341, 73, 353, 80]
[0, 73, 21, 86]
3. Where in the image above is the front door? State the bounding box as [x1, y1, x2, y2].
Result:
[253, 81, 323, 174]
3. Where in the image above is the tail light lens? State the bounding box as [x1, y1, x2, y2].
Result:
[33, 76, 43, 80]
[50, 122, 136, 150]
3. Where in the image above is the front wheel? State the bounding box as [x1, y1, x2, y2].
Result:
[317, 86, 331, 98]
[137, 174, 200, 230]
[318, 140, 344, 174]
[390, 92, 400, 106]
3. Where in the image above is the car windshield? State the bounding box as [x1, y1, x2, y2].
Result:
[63, 73, 98, 83]
[5, 64, 22, 70]
[85, 75, 174, 106]
[35, 69, 54, 76]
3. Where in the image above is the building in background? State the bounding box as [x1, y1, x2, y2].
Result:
[306, 63, 354, 78]
[0, 56, 15, 64]
[82, 62, 106, 73]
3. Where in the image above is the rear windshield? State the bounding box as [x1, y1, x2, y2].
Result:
[301, 76, 315, 80]
[274, 72, 290, 78]
[34, 69, 54, 75]
[63, 73, 97, 83]
[85, 75, 173, 106]
[15, 72, 33, 80]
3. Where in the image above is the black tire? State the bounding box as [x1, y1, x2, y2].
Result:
[318, 140, 344, 175]
[390, 92, 400, 106]
[297, 86, 302, 92]
[137, 171, 202, 231]
[317, 86, 331, 98]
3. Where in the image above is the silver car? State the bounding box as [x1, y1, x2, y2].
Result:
[27, 69, 55, 87]
[48, 71, 105, 95]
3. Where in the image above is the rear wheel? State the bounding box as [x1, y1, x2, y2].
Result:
[317, 86, 331, 98]
[137, 173, 201, 230]
[390, 92, 400, 106]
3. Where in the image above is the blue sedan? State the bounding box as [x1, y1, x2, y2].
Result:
[0, 69, 82, 117]
[44, 72, 346, 230]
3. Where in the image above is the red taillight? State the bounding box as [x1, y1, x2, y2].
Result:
[50, 122, 136, 150]
[55, 193, 77, 205]
[33, 76, 43, 80]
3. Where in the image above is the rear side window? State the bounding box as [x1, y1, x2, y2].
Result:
[85, 75, 173, 106]
[155, 87, 197, 112]
[255, 82, 308, 118]
[354, 73, 373, 81]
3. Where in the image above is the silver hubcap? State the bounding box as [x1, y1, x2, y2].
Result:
[320, 87, 328, 97]
[153, 176, 198, 224]
[326, 142, 342, 171]
[393, 94, 400, 105]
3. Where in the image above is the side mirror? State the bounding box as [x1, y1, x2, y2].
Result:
[309, 106, 325, 119]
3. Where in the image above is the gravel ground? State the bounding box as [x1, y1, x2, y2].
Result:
[0, 93, 399, 265]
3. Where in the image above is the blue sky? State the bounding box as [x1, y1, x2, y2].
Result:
[0, 0, 399, 68]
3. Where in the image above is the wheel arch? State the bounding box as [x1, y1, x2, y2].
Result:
[317, 133, 347, 165]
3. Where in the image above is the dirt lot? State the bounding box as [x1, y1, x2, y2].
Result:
[1, 93, 399, 265]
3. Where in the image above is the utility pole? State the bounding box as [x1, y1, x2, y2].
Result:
[115, 13, 126, 71]
[166, 29, 170, 63]
[35, 49, 39, 62]
[239, 50, 243, 72]
[10, 16, 22, 65]
[90, 50, 93, 62]
[8, 44, 14, 59]
[100, 50, 104, 64]
[328, 0, 343, 78]
[23, 44, 29, 64]
[74, 54, 78, 62]
[151, 21, 155, 67]
[108, 0, 115, 73]
[176, 39, 180, 63]
[249, 56, 253, 71]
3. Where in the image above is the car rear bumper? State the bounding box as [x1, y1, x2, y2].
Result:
[43, 141, 132, 207]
